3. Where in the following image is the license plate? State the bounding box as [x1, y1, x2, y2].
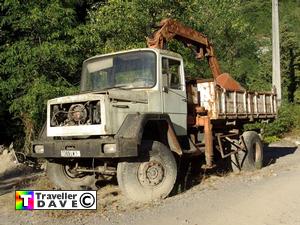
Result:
[61, 150, 81, 157]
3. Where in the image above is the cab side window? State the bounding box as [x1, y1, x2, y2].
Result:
[162, 58, 182, 90]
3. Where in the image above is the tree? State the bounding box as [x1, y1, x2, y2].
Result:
[86, 0, 257, 81]
[0, 1, 84, 147]
[280, 21, 300, 102]
[0, 0, 270, 147]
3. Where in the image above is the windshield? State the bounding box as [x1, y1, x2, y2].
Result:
[81, 51, 156, 92]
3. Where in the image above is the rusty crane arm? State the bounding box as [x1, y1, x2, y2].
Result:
[147, 19, 243, 91]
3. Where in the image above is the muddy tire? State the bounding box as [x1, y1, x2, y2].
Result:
[117, 141, 177, 202]
[46, 161, 96, 190]
[231, 131, 263, 172]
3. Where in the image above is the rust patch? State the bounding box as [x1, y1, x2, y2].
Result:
[196, 116, 213, 167]
[167, 122, 183, 156]
[216, 73, 244, 91]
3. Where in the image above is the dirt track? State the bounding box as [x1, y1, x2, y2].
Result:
[0, 138, 299, 225]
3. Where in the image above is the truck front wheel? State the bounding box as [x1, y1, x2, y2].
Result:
[46, 161, 96, 190]
[117, 141, 177, 202]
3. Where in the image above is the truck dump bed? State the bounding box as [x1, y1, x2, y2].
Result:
[197, 80, 277, 121]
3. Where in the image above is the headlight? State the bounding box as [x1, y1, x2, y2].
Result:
[103, 144, 116, 154]
[34, 145, 44, 154]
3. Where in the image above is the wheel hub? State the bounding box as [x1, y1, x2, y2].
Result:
[64, 164, 86, 179]
[138, 161, 165, 186]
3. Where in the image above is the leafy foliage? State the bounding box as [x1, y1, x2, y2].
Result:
[245, 104, 300, 142]
[0, 0, 299, 147]
[280, 21, 300, 102]
[0, 1, 83, 146]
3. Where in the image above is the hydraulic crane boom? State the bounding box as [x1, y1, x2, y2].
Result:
[147, 19, 243, 91]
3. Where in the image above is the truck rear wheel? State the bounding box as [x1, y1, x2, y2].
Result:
[117, 141, 177, 202]
[231, 131, 263, 171]
[46, 161, 96, 190]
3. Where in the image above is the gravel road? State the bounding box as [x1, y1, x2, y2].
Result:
[0, 138, 299, 225]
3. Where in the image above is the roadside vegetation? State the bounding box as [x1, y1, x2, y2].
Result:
[245, 104, 300, 143]
[0, 0, 299, 150]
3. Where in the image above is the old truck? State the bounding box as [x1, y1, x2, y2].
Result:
[27, 19, 277, 202]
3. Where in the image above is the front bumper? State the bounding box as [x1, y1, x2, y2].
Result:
[28, 138, 137, 158]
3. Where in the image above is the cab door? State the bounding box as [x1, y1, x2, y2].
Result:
[161, 56, 187, 136]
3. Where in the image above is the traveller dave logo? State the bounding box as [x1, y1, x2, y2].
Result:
[15, 190, 97, 210]
[16, 190, 34, 210]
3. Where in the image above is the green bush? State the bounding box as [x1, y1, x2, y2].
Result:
[265, 104, 298, 136]
[244, 103, 300, 142]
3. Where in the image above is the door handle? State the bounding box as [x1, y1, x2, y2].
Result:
[112, 105, 129, 108]
[162, 86, 168, 93]
[182, 98, 187, 102]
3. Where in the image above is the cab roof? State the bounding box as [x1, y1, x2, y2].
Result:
[83, 48, 182, 64]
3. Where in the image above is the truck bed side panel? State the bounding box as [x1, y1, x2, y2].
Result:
[197, 81, 277, 120]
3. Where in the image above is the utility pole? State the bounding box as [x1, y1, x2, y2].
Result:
[272, 0, 281, 106]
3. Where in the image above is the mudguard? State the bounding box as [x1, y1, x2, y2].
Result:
[115, 113, 182, 157]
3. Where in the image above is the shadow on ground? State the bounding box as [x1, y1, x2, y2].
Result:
[263, 144, 298, 167]
[171, 155, 232, 196]
[0, 165, 43, 196]
[172, 143, 299, 196]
